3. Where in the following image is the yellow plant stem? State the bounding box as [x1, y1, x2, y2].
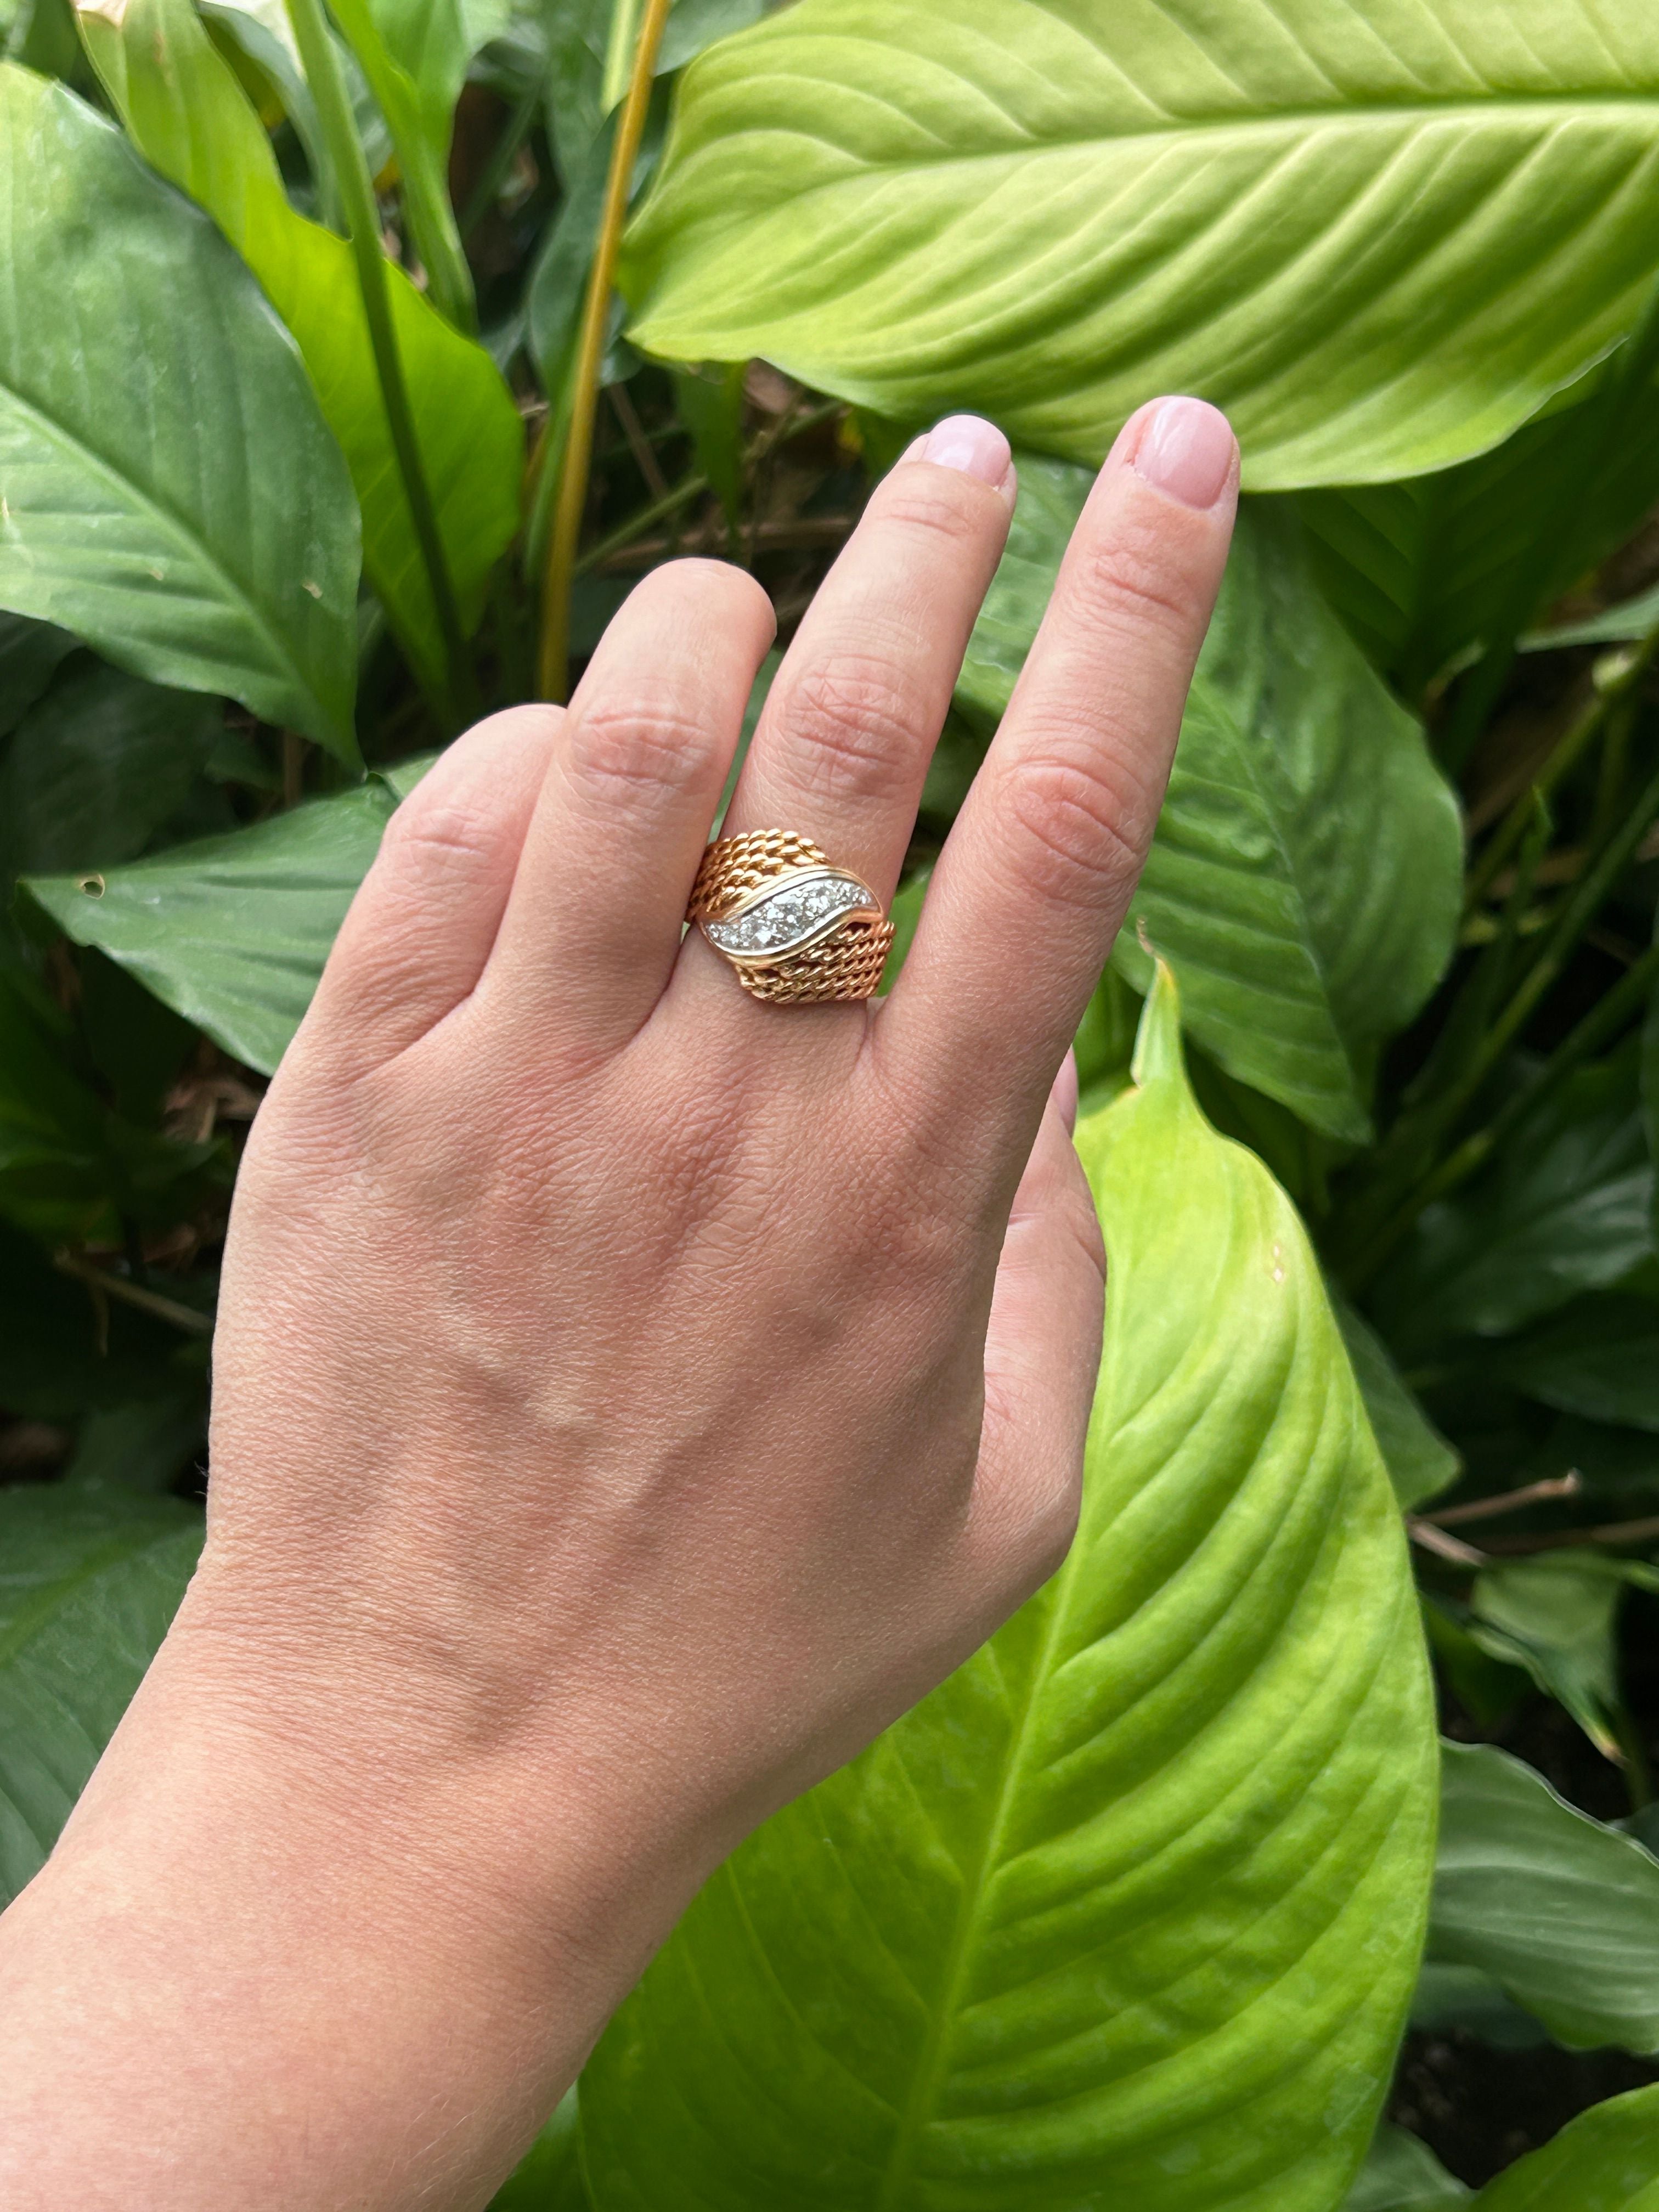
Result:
[536, 0, 673, 703]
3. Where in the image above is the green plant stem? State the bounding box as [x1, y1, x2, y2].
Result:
[1347, 936, 1659, 1286]
[285, 0, 473, 730]
[1465, 621, 1659, 911]
[1438, 274, 1659, 776]
[535, 0, 672, 702]
[575, 470, 709, 574]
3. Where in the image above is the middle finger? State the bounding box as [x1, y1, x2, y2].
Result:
[708, 415, 1017, 913]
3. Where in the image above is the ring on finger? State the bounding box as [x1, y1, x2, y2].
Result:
[687, 831, 894, 1005]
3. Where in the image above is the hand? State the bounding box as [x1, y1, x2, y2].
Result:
[0, 398, 1237, 2210]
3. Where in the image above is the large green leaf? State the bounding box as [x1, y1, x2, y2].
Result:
[1345, 2128, 1470, 2212]
[620, 0, 1659, 492]
[0, 1481, 203, 1909]
[0, 657, 222, 880]
[0, 65, 359, 755]
[1374, 1054, 1655, 1351]
[582, 969, 1436, 2212]
[76, 0, 523, 701]
[961, 479, 1463, 1139]
[326, 0, 475, 329]
[1502, 1295, 1659, 1431]
[1293, 356, 1659, 692]
[1430, 1742, 1659, 2053]
[20, 781, 398, 1074]
[1469, 2086, 1659, 2211]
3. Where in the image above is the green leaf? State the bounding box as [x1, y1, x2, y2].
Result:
[1293, 354, 1659, 692]
[1502, 1295, 1659, 1432]
[19, 781, 398, 1075]
[1375, 1054, 1656, 1351]
[1429, 1741, 1659, 2054]
[582, 967, 1437, 2212]
[1331, 1290, 1460, 1511]
[1468, 2085, 1659, 2211]
[1344, 2127, 1470, 2212]
[620, 0, 1659, 492]
[1527, 583, 1659, 653]
[77, 0, 523, 703]
[0, 1480, 202, 1909]
[0, 610, 75, 740]
[326, 0, 475, 329]
[1470, 1554, 1658, 1763]
[962, 478, 1462, 1138]
[541, 0, 760, 176]
[1409, 1961, 1549, 2050]
[0, 65, 359, 755]
[0, 658, 222, 881]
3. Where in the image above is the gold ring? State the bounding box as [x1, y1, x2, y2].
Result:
[686, 831, 894, 1003]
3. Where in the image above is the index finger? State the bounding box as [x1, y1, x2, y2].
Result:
[878, 395, 1238, 1163]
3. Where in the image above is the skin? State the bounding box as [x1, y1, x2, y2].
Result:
[0, 398, 1237, 2210]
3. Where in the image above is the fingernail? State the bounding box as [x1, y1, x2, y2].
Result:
[1053, 1050, 1079, 1134]
[1130, 397, 1236, 510]
[920, 414, 1012, 487]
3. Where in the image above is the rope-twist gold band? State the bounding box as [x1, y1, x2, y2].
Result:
[687, 832, 895, 1004]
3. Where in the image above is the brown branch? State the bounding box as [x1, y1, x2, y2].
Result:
[1427, 1472, 1583, 1527]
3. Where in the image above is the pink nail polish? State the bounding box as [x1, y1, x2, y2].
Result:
[1130, 397, 1236, 510]
[919, 414, 1012, 487]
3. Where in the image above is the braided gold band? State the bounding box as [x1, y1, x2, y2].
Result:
[687, 831, 894, 1003]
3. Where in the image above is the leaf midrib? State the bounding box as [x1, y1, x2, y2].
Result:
[872, 1541, 1082, 2208]
[670, 88, 1659, 190]
[0, 377, 335, 742]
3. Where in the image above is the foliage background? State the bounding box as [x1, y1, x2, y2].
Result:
[5, 0, 1659, 2204]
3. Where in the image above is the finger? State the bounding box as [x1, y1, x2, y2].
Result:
[966, 1086, 1104, 1610]
[884, 396, 1238, 1158]
[298, 706, 561, 1075]
[712, 416, 1015, 908]
[485, 558, 776, 1043]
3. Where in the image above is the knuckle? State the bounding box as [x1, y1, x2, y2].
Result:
[997, 744, 1150, 915]
[377, 792, 501, 877]
[562, 691, 720, 809]
[873, 473, 991, 554]
[1071, 516, 1208, 636]
[777, 654, 932, 803]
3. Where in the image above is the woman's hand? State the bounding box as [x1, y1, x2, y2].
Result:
[0, 399, 1236, 2210]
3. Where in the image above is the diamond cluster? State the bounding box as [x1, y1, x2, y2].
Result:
[704, 872, 873, 957]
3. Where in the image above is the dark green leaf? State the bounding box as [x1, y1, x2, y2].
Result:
[1376, 1055, 1655, 1350]
[1294, 358, 1659, 692]
[583, 969, 1436, 2212]
[0, 65, 360, 754]
[1502, 1296, 1659, 1432]
[1332, 1291, 1461, 1511]
[1410, 1962, 1549, 2051]
[0, 610, 75, 740]
[1344, 2126, 1470, 2212]
[0, 659, 222, 880]
[622, 0, 1659, 490]
[1470, 1554, 1658, 1762]
[65, 1392, 206, 1494]
[1430, 1741, 1659, 2053]
[20, 782, 397, 1075]
[0, 1480, 202, 1908]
